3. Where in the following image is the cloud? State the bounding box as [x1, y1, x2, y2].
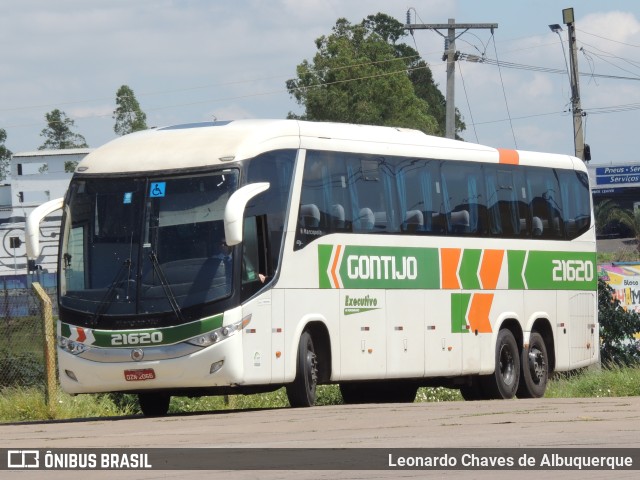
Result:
[580, 11, 640, 51]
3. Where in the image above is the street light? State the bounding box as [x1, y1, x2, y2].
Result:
[548, 23, 570, 80]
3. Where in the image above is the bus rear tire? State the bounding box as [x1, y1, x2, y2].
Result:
[286, 331, 318, 407]
[138, 393, 170, 417]
[517, 332, 549, 398]
[481, 329, 520, 399]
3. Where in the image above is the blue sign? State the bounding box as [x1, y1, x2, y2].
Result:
[123, 192, 133, 204]
[150, 182, 166, 198]
[595, 165, 640, 186]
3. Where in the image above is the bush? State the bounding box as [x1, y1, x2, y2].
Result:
[598, 278, 640, 366]
[0, 350, 45, 388]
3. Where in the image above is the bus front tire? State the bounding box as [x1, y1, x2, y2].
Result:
[138, 393, 170, 417]
[286, 331, 318, 407]
[517, 332, 549, 398]
[481, 329, 520, 399]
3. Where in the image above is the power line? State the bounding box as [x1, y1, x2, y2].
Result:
[460, 54, 640, 81]
[490, 34, 517, 148]
[457, 61, 479, 142]
[577, 28, 640, 48]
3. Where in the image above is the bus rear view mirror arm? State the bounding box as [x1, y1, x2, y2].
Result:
[26, 197, 64, 260]
[224, 182, 270, 246]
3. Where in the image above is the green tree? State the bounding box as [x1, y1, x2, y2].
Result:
[39, 109, 89, 150]
[594, 199, 634, 237]
[598, 278, 640, 366]
[0, 128, 12, 182]
[362, 13, 465, 138]
[113, 85, 147, 136]
[286, 16, 439, 135]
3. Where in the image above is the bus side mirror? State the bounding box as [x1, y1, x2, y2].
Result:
[26, 197, 64, 260]
[224, 183, 270, 246]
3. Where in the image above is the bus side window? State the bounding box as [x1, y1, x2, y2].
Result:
[241, 215, 268, 301]
[440, 162, 488, 235]
[527, 167, 564, 239]
[245, 149, 295, 265]
[487, 166, 530, 237]
[397, 158, 441, 235]
[558, 169, 591, 239]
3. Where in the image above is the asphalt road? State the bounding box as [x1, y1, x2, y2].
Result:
[2, 396, 639, 479]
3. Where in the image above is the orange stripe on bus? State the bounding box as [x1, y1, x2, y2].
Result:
[479, 249, 504, 290]
[331, 245, 342, 288]
[497, 148, 519, 165]
[467, 293, 493, 333]
[440, 248, 461, 289]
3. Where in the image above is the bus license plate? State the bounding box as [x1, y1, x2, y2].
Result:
[124, 369, 156, 381]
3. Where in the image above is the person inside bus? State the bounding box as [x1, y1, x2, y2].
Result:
[242, 245, 266, 284]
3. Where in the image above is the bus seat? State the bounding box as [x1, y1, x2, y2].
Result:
[532, 216, 543, 236]
[450, 210, 469, 233]
[374, 211, 387, 229]
[405, 210, 424, 225]
[331, 204, 345, 228]
[404, 210, 424, 232]
[520, 218, 527, 233]
[357, 208, 375, 230]
[300, 204, 321, 228]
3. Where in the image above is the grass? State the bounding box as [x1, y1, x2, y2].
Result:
[2, 366, 638, 422]
[545, 364, 640, 398]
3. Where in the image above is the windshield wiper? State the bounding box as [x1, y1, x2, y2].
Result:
[91, 258, 133, 327]
[148, 251, 185, 323]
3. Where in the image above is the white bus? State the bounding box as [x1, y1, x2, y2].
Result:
[26, 119, 597, 416]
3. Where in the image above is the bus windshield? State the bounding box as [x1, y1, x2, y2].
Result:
[60, 170, 239, 320]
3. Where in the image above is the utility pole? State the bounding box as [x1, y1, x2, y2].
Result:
[406, 14, 497, 139]
[563, 8, 588, 161]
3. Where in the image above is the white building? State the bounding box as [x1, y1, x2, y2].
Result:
[0, 149, 91, 277]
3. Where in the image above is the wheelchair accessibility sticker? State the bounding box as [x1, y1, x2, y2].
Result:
[150, 182, 166, 198]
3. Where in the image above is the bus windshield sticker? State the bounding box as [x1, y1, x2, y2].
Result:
[150, 182, 166, 198]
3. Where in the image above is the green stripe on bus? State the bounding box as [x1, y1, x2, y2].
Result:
[507, 250, 527, 290]
[318, 244, 334, 289]
[319, 244, 596, 291]
[523, 251, 597, 290]
[319, 244, 440, 289]
[459, 249, 482, 290]
[451, 293, 471, 333]
[60, 313, 224, 347]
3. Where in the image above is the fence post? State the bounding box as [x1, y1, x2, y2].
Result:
[32, 282, 57, 408]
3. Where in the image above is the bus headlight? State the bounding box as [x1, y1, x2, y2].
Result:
[186, 315, 251, 348]
[58, 336, 88, 355]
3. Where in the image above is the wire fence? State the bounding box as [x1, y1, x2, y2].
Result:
[0, 277, 57, 390]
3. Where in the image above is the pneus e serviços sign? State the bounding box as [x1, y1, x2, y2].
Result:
[318, 244, 597, 291]
[595, 165, 640, 186]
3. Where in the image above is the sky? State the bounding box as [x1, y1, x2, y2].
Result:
[1, 0, 639, 166]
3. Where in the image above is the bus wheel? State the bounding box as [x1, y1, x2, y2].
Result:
[138, 393, 170, 417]
[286, 331, 318, 407]
[481, 329, 520, 399]
[517, 332, 549, 398]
